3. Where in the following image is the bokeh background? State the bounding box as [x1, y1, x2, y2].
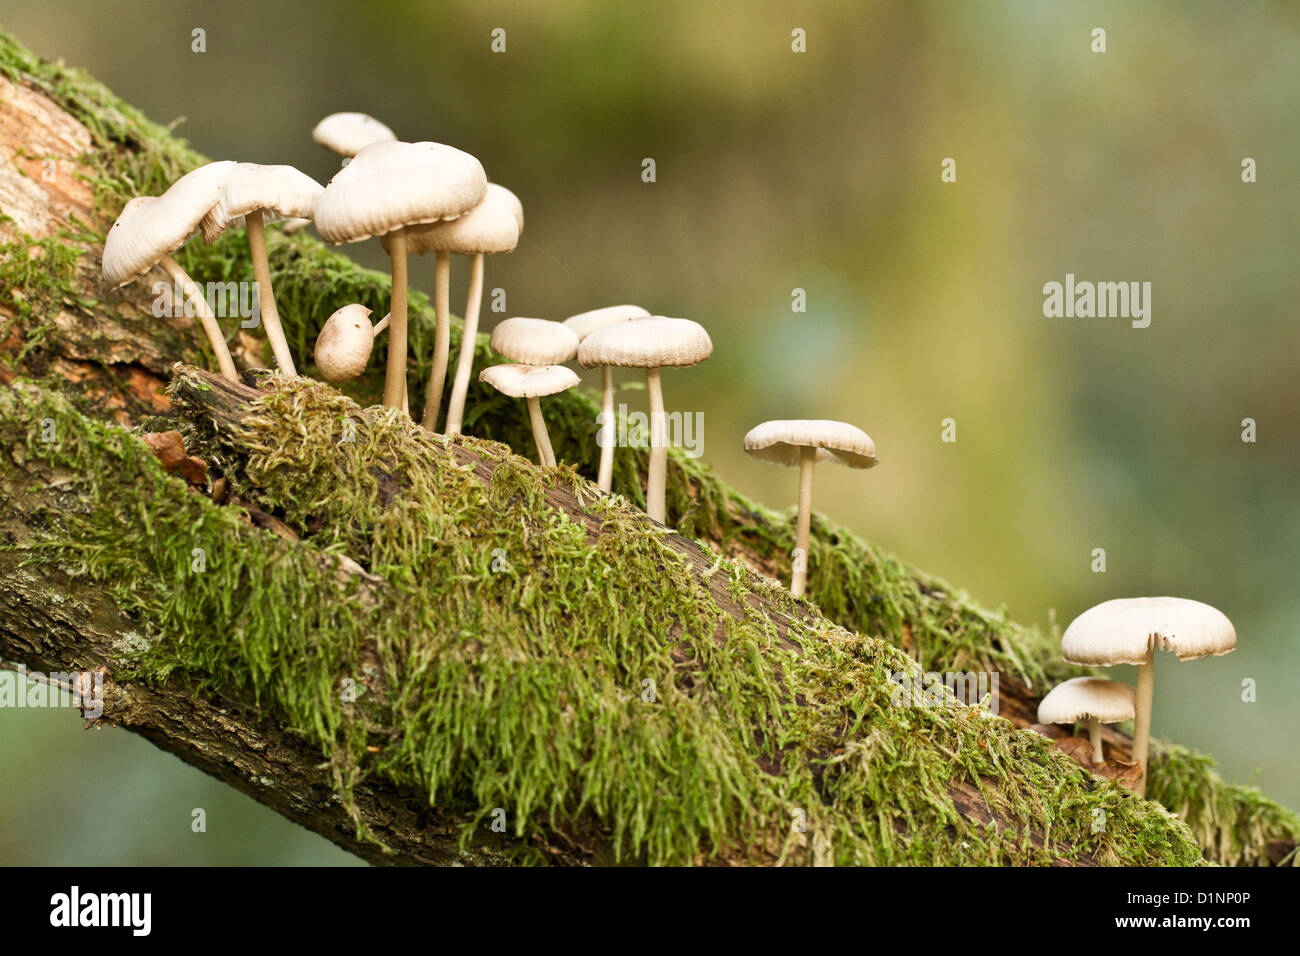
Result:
[1, 0, 1296, 864]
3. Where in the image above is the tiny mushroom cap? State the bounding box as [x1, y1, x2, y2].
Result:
[102, 160, 236, 287]
[490, 317, 579, 365]
[743, 420, 879, 469]
[314, 304, 376, 383]
[1037, 677, 1136, 726]
[479, 363, 579, 398]
[200, 163, 324, 243]
[577, 316, 713, 369]
[383, 183, 520, 257]
[312, 112, 397, 158]
[313, 141, 487, 245]
[1062, 597, 1238, 666]
[563, 304, 651, 342]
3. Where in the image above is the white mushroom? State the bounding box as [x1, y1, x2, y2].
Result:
[313, 304, 389, 383]
[489, 317, 579, 367]
[311, 112, 397, 159]
[102, 161, 238, 381]
[478, 364, 580, 467]
[743, 420, 878, 598]
[1037, 677, 1136, 764]
[1061, 597, 1237, 796]
[577, 317, 712, 524]
[390, 184, 520, 432]
[563, 305, 650, 492]
[200, 163, 324, 375]
[314, 141, 487, 413]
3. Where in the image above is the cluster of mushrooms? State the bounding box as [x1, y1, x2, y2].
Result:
[102, 115, 1238, 798]
[100, 110, 881, 573]
[1037, 597, 1237, 795]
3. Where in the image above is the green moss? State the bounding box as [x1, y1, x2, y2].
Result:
[2, 378, 1207, 865]
[1148, 742, 1300, 867]
[2, 24, 1295, 865]
[0, 229, 89, 366]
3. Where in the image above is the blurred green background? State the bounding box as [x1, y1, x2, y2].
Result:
[1, 0, 1296, 864]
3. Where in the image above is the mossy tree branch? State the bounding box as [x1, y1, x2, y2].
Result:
[0, 25, 1295, 865]
[2, 370, 1203, 865]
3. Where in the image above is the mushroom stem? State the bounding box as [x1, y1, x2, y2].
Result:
[526, 396, 555, 467]
[444, 253, 484, 435]
[244, 210, 296, 376]
[383, 229, 408, 411]
[373, 314, 390, 335]
[1085, 716, 1104, 763]
[792, 446, 816, 598]
[645, 367, 667, 523]
[597, 366, 616, 492]
[158, 254, 238, 381]
[1132, 656, 1155, 797]
[421, 250, 452, 431]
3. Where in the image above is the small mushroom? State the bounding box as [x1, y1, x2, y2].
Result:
[1037, 677, 1136, 764]
[577, 317, 712, 524]
[489, 317, 579, 366]
[200, 163, 324, 375]
[314, 141, 487, 412]
[563, 305, 651, 492]
[479, 364, 579, 467]
[1062, 597, 1237, 796]
[102, 161, 239, 381]
[311, 112, 397, 159]
[313, 304, 390, 383]
[742, 420, 878, 598]
[387, 184, 521, 433]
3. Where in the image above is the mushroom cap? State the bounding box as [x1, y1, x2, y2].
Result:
[382, 183, 520, 256]
[1037, 677, 1136, 725]
[563, 304, 651, 342]
[743, 420, 879, 469]
[479, 363, 579, 399]
[490, 317, 579, 365]
[312, 112, 397, 158]
[200, 163, 324, 243]
[313, 141, 487, 245]
[314, 304, 376, 382]
[491, 183, 524, 233]
[101, 160, 236, 287]
[576, 316, 713, 369]
[1061, 597, 1237, 667]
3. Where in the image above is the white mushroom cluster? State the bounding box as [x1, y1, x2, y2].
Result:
[100, 110, 724, 530]
[102, 157, 325, 381]
[474, 311, 715, 528]
[1040, 597, 1237, 795]
[99, 105, 1250, 825]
